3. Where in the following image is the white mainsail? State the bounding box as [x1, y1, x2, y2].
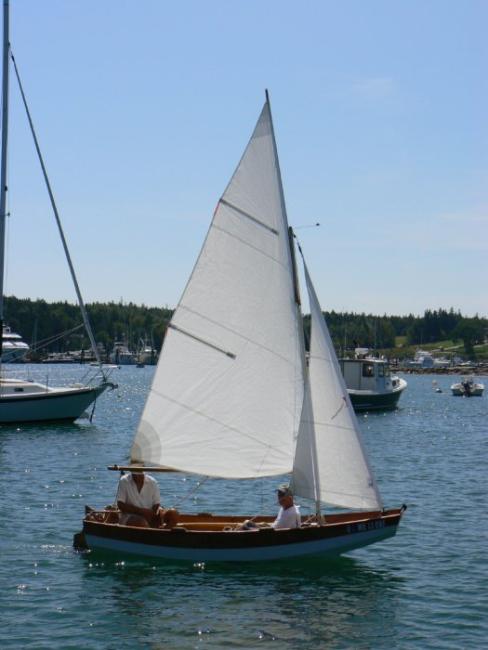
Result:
[132, 100, 304, 478]
[291, 263, 383, 510]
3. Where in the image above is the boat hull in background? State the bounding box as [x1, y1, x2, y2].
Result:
[0, 382, 112, 423]
[348, 379, 407, 411]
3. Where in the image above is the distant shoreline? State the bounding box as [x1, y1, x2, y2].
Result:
[396, 366, 488, 376]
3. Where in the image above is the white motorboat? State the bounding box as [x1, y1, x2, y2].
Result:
[1, 325, 29, 362]
[135, 338, 157, 367]
[451, 377, 484, 397]
[110, 341, 135, 365]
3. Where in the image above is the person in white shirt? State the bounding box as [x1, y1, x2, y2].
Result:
[240, 483, 301, 530]
[116, 471, 178, 528]
[272, 484, 301, 529]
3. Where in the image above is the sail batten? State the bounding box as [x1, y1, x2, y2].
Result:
[132, 99, 304, 479]
[219, 198, 280, 235]
[167, 323, 236, 359]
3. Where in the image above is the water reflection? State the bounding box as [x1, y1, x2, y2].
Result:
[79, 552, 403, 648]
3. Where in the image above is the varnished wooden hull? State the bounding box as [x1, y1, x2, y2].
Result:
[82, 507, 405, 562]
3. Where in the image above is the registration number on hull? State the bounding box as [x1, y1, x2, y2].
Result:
[347, 519, 385, 534]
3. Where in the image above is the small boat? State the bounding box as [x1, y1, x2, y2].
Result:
[1, 325, 29, 362]
[78, 94, 405, 562]
[41, 352, 76, 364]
[0, 1, 115, 423]
[432, 380, 442, 394]
[340, 349, 407, 411]
[109, 341, 135, 366]
[135, 338, 157, 367]
[451, 377, 484, 397]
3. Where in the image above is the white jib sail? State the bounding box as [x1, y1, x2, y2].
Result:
[292, 263, 383, 510]
[132, 101, 304, 478]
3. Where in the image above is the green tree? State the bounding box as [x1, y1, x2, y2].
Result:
[452, 319, 485, 356]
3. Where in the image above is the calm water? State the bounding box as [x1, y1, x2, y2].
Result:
[1, 365, 487, 649]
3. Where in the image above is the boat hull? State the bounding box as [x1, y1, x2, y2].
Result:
[1, 347, 29, 362]
[82, 507, 404, 562]
[0, 382, 111, 423]
[348, 380, 407, 412]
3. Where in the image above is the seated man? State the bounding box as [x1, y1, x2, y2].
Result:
[272, 484, 301, 529]
[240, 483, 301, 530]
[116, 470, 178, 528]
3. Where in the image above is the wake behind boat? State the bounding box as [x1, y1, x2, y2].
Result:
[78, 93, 405, 561]
[0, 1, 115, 423]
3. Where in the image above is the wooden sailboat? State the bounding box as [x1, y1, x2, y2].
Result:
[0, 0, 115, 423]
[79, 94, 405, 561]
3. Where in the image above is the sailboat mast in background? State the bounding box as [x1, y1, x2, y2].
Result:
[0, 0, 115, 424]
[0, 0, 10, 358]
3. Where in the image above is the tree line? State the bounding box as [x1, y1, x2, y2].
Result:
[4, 296, 172, 358]
[4, 297, 487, 358]
[314, 308, 486, 355]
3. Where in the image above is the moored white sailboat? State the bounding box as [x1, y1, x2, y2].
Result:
[80, 94, 405, 561]
[0, 1, 115, 423]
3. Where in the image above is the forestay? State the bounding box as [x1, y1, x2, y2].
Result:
[132, 101, 304, 478]
[291, 264, 383, 510]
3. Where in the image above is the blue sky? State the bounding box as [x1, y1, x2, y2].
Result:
[3, 0, 487, 316]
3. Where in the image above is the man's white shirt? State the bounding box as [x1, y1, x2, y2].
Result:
[117, 473, 160, 509]
[273, 505, 301, 529]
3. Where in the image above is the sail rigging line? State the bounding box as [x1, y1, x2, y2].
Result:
[172, 476, 209, 510]
[330, 396, 347, 421]
[89, 396, 97, 423]
[29, 323, 85, 351]
[301, 416, 357, 435]
[218, 199, 279, 235]
[294, 223, 321, 230]
[9, 49, 106, 380]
